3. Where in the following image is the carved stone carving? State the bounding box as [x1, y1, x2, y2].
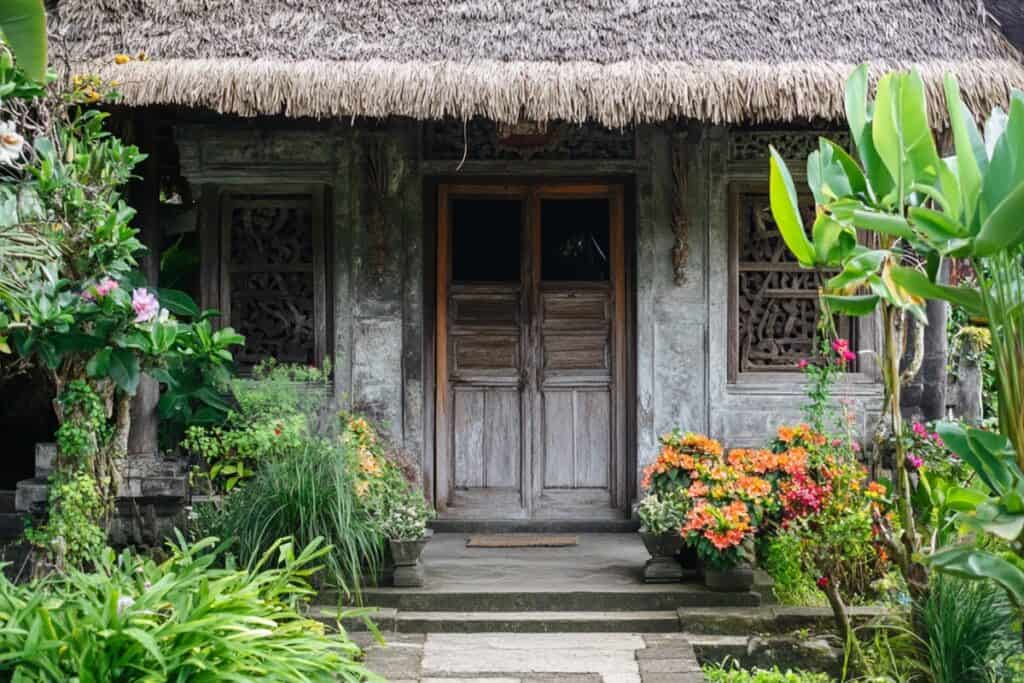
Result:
[424, 119, 636, 161]
[734, 192, 855, 372]
[730, 130, 850, 163]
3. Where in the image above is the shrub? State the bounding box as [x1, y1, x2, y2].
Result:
[218, 438, 385, 600]
[0, 535, 377, 681]
[703, 662, 831, 683]
[760, 531, 825, 607]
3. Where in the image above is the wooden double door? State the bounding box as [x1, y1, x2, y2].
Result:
[436, 184, 628, 520]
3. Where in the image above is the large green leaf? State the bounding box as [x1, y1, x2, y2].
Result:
[826, 249, 887, 290]
[821, 294, 880, 317]
[873, 71, 941, 195]
[108, 347, 141, 395]
[769, 147, 815, 266]
[943, 74, 986, 223]
[0, 0, 46, 82]
[974, 180, 1024, 256]
[979, 91, 1024, 232]
[844, 64, 894, 202]
[938, 421, 1015, 494]
[930, 546, 1024, 606]
[851, 209, 916, 241]
[888, 265, 984, 318]
[158, 289, 200, 318]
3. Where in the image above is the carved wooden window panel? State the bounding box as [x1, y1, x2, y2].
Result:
[728, 184, 856, 380]
[217, 186, 329, 371]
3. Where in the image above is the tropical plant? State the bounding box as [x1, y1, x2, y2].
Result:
[0, 534, 378, 681]
[760, 530, 826, 606]
[218, 438, 386, 600]
[0, 0, 46, 81]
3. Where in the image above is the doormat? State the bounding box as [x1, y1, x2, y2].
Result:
[466, 534, 578, 548]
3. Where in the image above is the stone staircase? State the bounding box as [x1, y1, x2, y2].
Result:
[318, 532, 764, 635]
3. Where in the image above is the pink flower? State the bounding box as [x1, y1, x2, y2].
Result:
[931, 433, 944, 447]
[798, 359, 809, 369]
[842, 350, 857, 363]
[831, 339, 850, 353]
[851, 441, 861, 453]
[906, 452, 923, 470]
[96, 277, 119, 297]
[131, 288, 159, 323]
[912, 422, 928, 438]
[80, 289, 95, 302]
[831, 439, 842, 448]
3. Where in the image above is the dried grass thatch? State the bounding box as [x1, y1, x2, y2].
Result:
[52, 0, 1024, 125]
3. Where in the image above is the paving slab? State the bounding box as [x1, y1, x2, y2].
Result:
[358, 631, 704, 682]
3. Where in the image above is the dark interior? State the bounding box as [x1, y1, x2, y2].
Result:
[540, 198, 610, 282]
[451, 198, 522, 283]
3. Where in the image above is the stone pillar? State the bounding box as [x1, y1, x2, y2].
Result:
[920, 296, 949, 420]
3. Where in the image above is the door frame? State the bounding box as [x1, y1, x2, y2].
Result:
[433, 181, 629, 517]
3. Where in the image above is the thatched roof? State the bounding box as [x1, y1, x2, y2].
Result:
[53, 0, 1024, 126]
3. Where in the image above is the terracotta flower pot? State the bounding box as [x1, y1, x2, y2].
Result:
[703, 564, 755, 592]
[639, 528, 685, 583]
[389, 529, 433, 587]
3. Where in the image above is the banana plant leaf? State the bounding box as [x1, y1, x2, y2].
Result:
[0, 0, 46, 82]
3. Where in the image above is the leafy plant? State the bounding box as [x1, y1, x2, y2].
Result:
[0, 534, 378, 681]
[0, 0, 46, 81]
[637, 490, 690, 536]
[218, 439, 386, 601]
[703, 661, 830, 683]
[761, 531, 826, 606]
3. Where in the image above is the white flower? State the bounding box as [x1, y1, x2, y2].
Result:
[0, 121, 25, 164]
[117, 595, 135, 615]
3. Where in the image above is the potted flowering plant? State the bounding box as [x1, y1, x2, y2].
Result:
[637, 491, 689, 582]
[640, 431, 725, 575]
[344, 415, 436, 586]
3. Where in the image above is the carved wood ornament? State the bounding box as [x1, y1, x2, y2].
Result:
[671, 135, 690, 286]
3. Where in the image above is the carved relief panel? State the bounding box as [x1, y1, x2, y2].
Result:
[218, 188, 329, 370]
[728, 186, 855, 378]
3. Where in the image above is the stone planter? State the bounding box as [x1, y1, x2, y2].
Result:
[389, 529, 432, 587]
[676, 545, 700, 575]
[639, 528, 685, 583]
[703, 564, 755, 592]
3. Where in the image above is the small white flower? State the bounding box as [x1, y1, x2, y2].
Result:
[157, 307, 170, 323]
[117, 595, 135, 615]
[0, 121, 25, 164]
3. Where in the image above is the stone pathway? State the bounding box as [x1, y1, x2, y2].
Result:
[354, 633, 704, 682]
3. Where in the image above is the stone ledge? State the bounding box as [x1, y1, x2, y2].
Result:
[678, 605, 888, 636]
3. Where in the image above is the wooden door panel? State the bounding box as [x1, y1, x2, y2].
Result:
[453, 388, 521, 489]
[541, 389, 611, 490]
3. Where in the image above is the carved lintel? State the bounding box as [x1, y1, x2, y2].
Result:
[671, 135, 690, 286]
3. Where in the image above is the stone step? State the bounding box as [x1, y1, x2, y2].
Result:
[0, 512, 27, 539]
[430, 519, 641, 534]
[34, 443, 56, 479]
[14, 478, 48, 513]
[395, 610, 683, 633]
[357, 587, 760, 612]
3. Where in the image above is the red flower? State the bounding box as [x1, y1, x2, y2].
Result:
[817, 576, 830, 589]
[274, 424, 283, 437]
[798, 359, 809, 369]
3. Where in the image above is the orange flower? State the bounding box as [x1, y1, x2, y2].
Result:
[688, 480, 709, 498]
[737, 475, 771, 499]
[777, 426, 795, 443]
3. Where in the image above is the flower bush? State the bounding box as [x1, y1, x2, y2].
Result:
[344, 414, 434, 541]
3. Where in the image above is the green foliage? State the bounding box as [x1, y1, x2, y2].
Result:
[218, 439, 386, 601]
[0, 0, 47, 81]
[183, 360, 331, 493]
[916, 575, 1020, 683]
[26, 381, 111, 568]
[761, 531, 826, 606]
[0, 535, 377, 681]
[703, 661, 831, 683]
[637, 490, 689, 536]
[344, 414, 435, 541]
